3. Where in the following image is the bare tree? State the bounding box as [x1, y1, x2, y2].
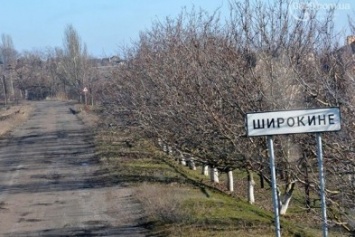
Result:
[15, 51, 54, 100]
[99, 0, 355, 233]
[57, 24, 89, 100]
[0, 34, 18, 104]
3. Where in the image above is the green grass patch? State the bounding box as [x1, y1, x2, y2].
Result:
[93, 127, 346, 237]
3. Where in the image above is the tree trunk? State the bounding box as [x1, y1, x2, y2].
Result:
[8, 71, 14, 101]
[259, 149, 265, 189]
[201, 164, 209, 176]
[280, 195, 293, 215]
[162, 143, 168, 154]
[248, 170, 255, 204]
[279, 182, 296, 215]
[210, 167, 219, 183]
[259, 171, 264, 189]
[157, 138, 163, 148]
[64, 84, 67, 99]
[227, 170, 234, 192]
[180, 155, 186, 166]
[2, 75, 7, 105]
[279, 163, 285, 180]
[167, 146, 173, 156]
[303, 153, 311, 212]
[188, 158, 196, 170]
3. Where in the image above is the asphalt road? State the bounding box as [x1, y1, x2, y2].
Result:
[0, 101, 148, 236]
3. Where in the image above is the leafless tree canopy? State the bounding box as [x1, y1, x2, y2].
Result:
[1, 0, 355, 233]
[99, 0, 355, 231]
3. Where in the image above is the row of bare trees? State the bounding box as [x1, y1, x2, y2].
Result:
[0, 25, 106, 105]
[100, 0, 355, 233]
[0, 0, 354, 233]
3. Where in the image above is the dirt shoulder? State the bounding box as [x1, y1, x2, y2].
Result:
[0, 103, 34, 137]
[71, 104, 100, 128]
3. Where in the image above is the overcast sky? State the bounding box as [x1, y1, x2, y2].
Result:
[0, 0, 354, 57]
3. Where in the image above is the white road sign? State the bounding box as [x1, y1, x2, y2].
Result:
[246, 108, 341, 136]
[83, 87, 88, 93]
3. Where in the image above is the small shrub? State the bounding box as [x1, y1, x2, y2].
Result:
[135, 183, 191, 223]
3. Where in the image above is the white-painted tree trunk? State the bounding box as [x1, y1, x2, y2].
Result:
[180, 156, 186, 166]
[201, 164, 209, 176]
[210, 167, 219, 183]
[227, 170, 234, 192]
[157, 138, 163, 148]
[178, 153, 186, 166]
[278, 182, 296, 215]
[188, 158, 196, 170]
[280, 195, 293, 215]
[162, 144, 168, 153]
[168, 146, 173, 155]
[248, 170, 255, 204]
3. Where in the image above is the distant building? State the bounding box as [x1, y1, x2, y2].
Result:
[335, 35, 355, 105]
[336, 35, 355, 67]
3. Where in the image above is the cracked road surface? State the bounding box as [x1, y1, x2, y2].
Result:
[0, 101, 148, 236]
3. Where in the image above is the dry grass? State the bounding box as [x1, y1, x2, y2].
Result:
[73, 104, 100, 127]
[0, 102, 34, 137]
[135, 183, 197, 223]
[133, 179, 317, 237]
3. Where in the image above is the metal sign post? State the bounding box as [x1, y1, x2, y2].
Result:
[245, 107, 341, 237]
[267, 136, 281, 237]
[316, 133, 328, 237]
